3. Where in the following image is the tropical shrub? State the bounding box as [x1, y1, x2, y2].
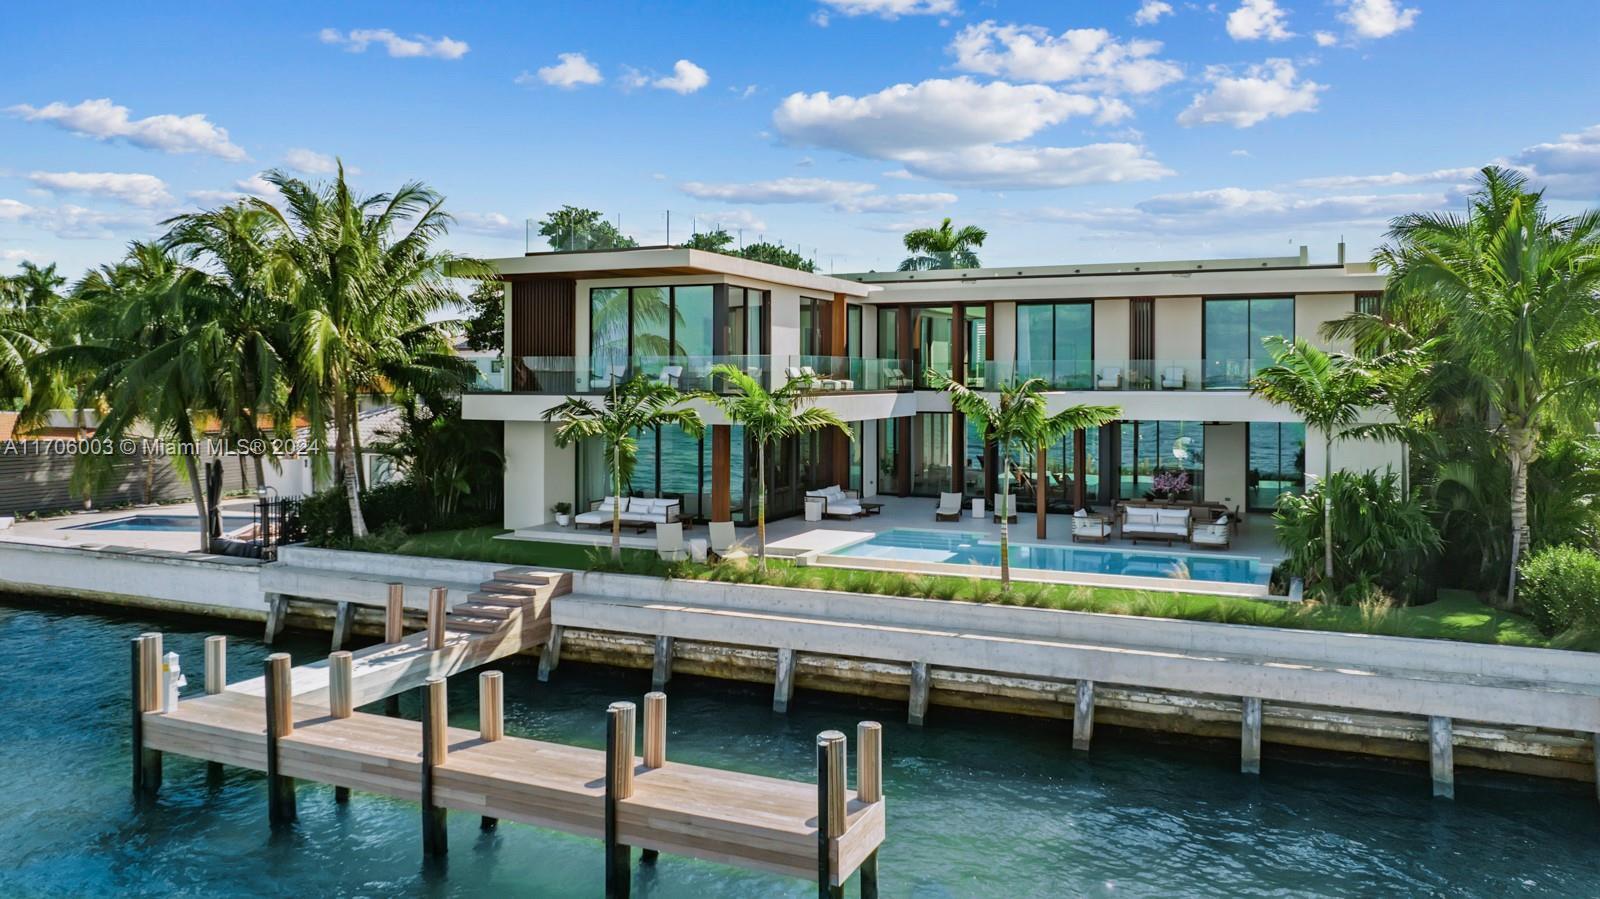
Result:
[1516, 545, 1600, 635]
[1274, 470, 1440, 602]
[301, 480, 499, 545]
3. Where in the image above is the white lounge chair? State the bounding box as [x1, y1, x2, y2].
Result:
[656, 521, 688, 562]
[992, 493, 1019, 523]
[935, 492, 962, 522]
[805, 485, 864, 518]
[886, 367, 912, 389]
[1072, 509, 1111, 543]
[1096, 367, 1123, 389]
[1160, 366, 1186, 390]
[1190, 514, 1232, 549]
[708, 521, 748, 562]
[657, 365, 684, 388]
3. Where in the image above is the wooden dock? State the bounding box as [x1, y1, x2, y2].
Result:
[127, 573, 888, 897]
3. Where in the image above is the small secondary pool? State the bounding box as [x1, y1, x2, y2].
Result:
[831, 528, 1267, 585]
[68, 514, 255, 533]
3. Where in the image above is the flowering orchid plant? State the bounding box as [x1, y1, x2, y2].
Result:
[1151, 469, 1191, 498]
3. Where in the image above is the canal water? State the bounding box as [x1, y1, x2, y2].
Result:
[4, 599, 1597, 898]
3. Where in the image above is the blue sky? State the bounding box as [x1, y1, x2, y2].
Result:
[3, 0, 1598, 278]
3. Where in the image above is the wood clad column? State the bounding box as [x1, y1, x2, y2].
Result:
[1036, 443, 1048, 538]
[828, 295, 851, 490]
[1074, 429, 1088, 509]
[711, 425, 732, 521]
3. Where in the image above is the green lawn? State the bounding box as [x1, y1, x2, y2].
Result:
[372, 526, 1591, 652]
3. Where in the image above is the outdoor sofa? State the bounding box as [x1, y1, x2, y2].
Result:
[1118, 503, 1192, 545]
[805, 485, 865, 518]
[575, 496, 682, 531]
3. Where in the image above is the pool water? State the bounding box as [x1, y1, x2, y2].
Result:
[69, 514, 255, 532]
[4, 598, 1597, 897]
[832, 528, 1266, 585]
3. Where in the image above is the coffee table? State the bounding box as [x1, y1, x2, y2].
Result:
[860, 502, 884, 515]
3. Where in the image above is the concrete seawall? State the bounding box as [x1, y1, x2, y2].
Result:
[2, 540, 1596, 789]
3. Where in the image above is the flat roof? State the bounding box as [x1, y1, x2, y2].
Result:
[490, 246, 874, 297]
[836, 250, 1351, 284]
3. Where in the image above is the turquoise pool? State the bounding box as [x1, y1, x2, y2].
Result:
[69, 514, 254, 532]
[831, 528, 1268, 585]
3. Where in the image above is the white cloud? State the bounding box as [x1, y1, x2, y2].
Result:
[1294, 167, 1477, 189]
[949, 21, 1183, 94]
[775, 77, 1104, 157]
[0, 197, 154, 239]
[836, 192, 958, 213]
[653, 59, 710, 94]
[187, 173, 284, 207]
[1230, 149, 1253, 157]
[318, 27, 468, 60]
[27, 171, 172, 207]
[1177, 59, 1323, 128]
[1013, 187, 1444, 236]
[1508, 123, 1600, 200]
[1314, 30, 1339, 46]
[1134, 2, 1173, 26]
[1339, 0, 1420, 39]
[525, 52, 603, 89]
[816, 0, 958, 20]
[680, 177, 877, 204]
[283, 148, 356, 175]
[1, 249, 39, 268]
[8, 98, 246, 161]
[893, 143, 1173, 189]
[1226, 0, 1293, 41]
[453, 211, 521, 237]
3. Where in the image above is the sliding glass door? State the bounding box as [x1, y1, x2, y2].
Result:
[1203, 297, 1293, 388]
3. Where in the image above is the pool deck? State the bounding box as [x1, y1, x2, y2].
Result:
[1, 500, 261, 552]
[505, 496, 1281, 594]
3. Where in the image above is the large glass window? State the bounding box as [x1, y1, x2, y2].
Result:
[673, 286, 714, 358]
[877, 308, 899, 358]
[1015, 302, 1093, 389]
[915, 307, 954, 387]
[631, 287, 672, 359]
[1203, 297, 1293, 388]
[1118, 420, 1204, 499]
[800, 296, 829, 356]
[590, 287, 629, 380]
[877, 420, 900, 494]
[910, 412, 953, 496]
[847, 306, 862, 358]
[963, 305, 987, 385]
[1247, 422, 1305, 510]
[963, 416, 987, 498]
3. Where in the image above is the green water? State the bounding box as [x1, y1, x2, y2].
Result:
[3, 598, 1597, 897]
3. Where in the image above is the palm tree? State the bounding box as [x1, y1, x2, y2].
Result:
[927, 371, 1119, 589]
[254, 163, 485, 537]
[1249, 337, 1375, 586]
[0, 305, 44, 406]
[699, 365, 847, 572]
[898, 218, 987, 271]
[8, 261, 66, 310]
[36, 243, 220, 550]
[543, 375, 704, 561]
[162, 203, 293, 488]
[1375, 167, 1600, 606]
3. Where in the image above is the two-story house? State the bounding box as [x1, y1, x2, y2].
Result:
[462, 245, 1399, 536]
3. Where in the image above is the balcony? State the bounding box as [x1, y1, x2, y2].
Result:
[971, 359, 1267, 392]
[468, 355, 916, 395]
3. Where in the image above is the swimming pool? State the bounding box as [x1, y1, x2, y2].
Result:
[830, 528, 1268, 585]
[68, 514, 255, 533]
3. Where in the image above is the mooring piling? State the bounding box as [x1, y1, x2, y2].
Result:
[605, 700, 637, 898]
[264, 652, 296, 826]
[328, 650, 354, 804]
[130, 633, 163, 796]
[773, 647, 797, 713]
[1072, 679, 1096, 752]
[1429, 716, 1454, 799]
[422, 676, 449, 856]
[816, 729, 847, 899]
[856, 721, 883, 899]
[1241, 697, 1263, 775]
[479, 671, 503, 831]
[426, 587, 447, 651]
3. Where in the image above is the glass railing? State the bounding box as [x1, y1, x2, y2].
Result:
[973, 359, 1265, 392]
[464, 355, 916, 395]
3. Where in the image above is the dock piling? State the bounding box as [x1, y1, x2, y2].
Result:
[773, 648, 796, 713]
[479, 671, 504, 831]
[385, 583, 405, 643]
[130, 633, 163, 795]
[816, 730, 847, 899]
[643, 692, 666, 769]
[426, 587, 447, 651]
[204, 636, 226, 695]
[264, 652, 296, 826]
[1072, 679, 1095, 751]
[651, 636, 673, 691]
[263, 593, 288, 642]
[907, 661, 930, 727]
[329, 650, 354, 804]
[537, 625, 564, 682]
[1429, 716, 1454, 799]
[331, 601, 354, 651]
[422, 676, 449, 856]
[605, 701, 637, 898]
[1241, 697, 1263, 774]
[857, 721, 883, 899]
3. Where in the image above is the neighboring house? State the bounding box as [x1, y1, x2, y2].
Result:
[462, 245, 1400, 530]
[264, 404, 407, 498]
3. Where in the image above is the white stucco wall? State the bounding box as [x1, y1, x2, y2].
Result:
[1093, 298, 1129, 362]
[1302, 426, 1406, 482]
[503, 420, 576, 529]
[1296, 292, 1355, 352]
[1154, 297, 1203, 383]
[990, 301, 1016, 365]
[1203, 422, 1247, 508]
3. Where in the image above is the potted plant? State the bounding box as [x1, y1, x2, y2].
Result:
[1150, 470, 1191, 501]
[551, 502, 572, 527]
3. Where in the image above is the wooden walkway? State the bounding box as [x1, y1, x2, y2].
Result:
[127, 569, 888, 897]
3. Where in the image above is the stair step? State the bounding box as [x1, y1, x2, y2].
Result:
[445, 616, 505, 633]
[493, 569, 562, 586]
[479, 580, 548, 595]
[468, 591, 536, 607]
[455, 602, 517, 619]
